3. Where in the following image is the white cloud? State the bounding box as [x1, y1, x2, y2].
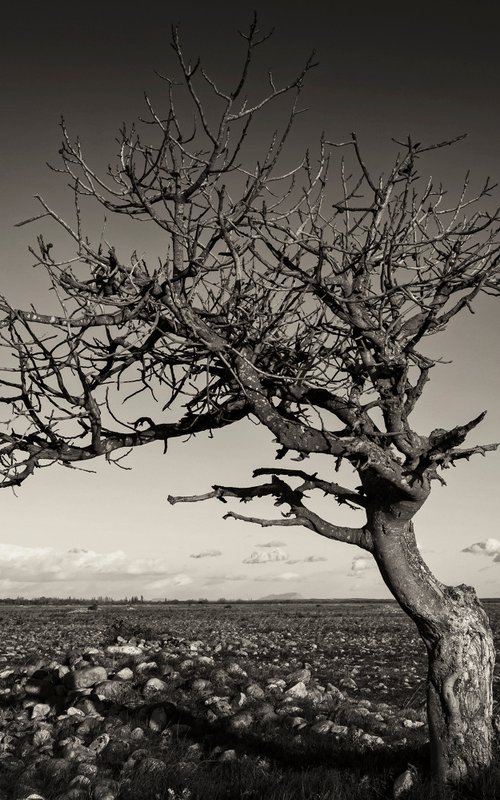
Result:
[190, 549, 222, 559]
[278, 571, 300, 581]
[243, 548, 288, 564]
[202, 574, 246, 586]
[144, 573, 193, 591]
[172, 574, 192, 586]
[287, 555, 328, 564]
[462, 539, 500, 556]
[257, 540, 287, 548]
[0, 543, 179, 583]
[349, 555, 376, 577]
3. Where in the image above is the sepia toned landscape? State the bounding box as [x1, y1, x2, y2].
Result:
[0, 600, 498, 799]
[2, 1, 500, 797]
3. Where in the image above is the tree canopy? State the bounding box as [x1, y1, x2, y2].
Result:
[1, 19, 498, 522]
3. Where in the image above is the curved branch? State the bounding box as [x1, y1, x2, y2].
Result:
[168, 473, 372, 551]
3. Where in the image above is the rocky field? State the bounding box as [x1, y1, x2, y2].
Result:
[0, 601, 498, 800]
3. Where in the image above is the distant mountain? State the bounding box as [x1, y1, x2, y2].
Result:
[257, 592, 302, 601]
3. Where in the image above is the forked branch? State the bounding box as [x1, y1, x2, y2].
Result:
[168, 474, 372, 551]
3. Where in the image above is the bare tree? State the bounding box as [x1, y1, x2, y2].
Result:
[1, 17, 499, 784]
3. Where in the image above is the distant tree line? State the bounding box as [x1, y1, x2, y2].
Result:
[0, 595, 148, 605]
[0, 596, 408, 606]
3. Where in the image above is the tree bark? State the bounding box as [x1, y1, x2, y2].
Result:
[368, 505, 495, 785]
[424, 586, 495, 784]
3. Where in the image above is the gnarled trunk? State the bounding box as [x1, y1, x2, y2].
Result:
[368, 506, 495, 785]
[424, 586, 495, 784]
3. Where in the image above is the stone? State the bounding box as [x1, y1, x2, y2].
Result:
[325, 684, 345, 701]
[226, 662, 247, 679]
[311, 720, 335, 734]
[113, 668, 133, 681]
[196, 655, 214, 666]
[148, 706, 168, 733]
[109, 722, 132, 739]
[74, 698, 100, 716]
[92, 781, 119, 800]
[65, 650, 84, 668]
[135, 661, 158, 677]
[229, 711, 254, 731]
[142, 677, 168, 699]
[123, 749, 149, 772]
[33, 729, 52, 748]
[210, 668, 231, 687]
[232, 691, 246, 708]
[76, 717, 102, 738]
[105, 645, 143, 657]
[306, 688, 323, 703]
[284, 681, 308, 699]
[60, 740, 92, 763]
[69, 775, 92, 790]
[266, 679, 286, 693]
[101, 739, 130, 766]
[340, 676, 358, 690]
[93, 681, 136, 705]
[191, 678, 212, 694]
[82, 648, 102, 659]
[276, 705, 303, 716]
[360, 732, 385, 747]
[330, 724, 348, 735]
[283, 715, 308, 730]
[42, 758, 73, 781]
[286, 667, 311, 685]
[31, 703, 51, 720]
[135, 757, 168, 780]
[252, 702, 276, 719]
[393, 766, 417, 798]
[205, 695, 232, 718]
[0, 668, 14, 679]
[25, 657, 49, 677]
[219, 749, 237, 762]
[185, 743, 203, 761]
[64, 666, 107, 691]
[75, 763, 98, 779]
[246, 683, 264, 699]
[88, 733, 110, 755]
[66, 707, 85, 717]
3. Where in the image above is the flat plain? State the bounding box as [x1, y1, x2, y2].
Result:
[0, 600, 498, 799]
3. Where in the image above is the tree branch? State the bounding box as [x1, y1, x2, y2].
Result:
[252, 466, 367, 507]
[168, 473, 372, 551]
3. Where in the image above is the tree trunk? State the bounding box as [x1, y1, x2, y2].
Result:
[424, 586, 495, 784]
[368, 506, 495, 785]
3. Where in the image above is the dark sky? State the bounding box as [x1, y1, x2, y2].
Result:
[1, 1, 499, 599]
[2, 2, 499, 187]
[3, 2, 499, 294]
